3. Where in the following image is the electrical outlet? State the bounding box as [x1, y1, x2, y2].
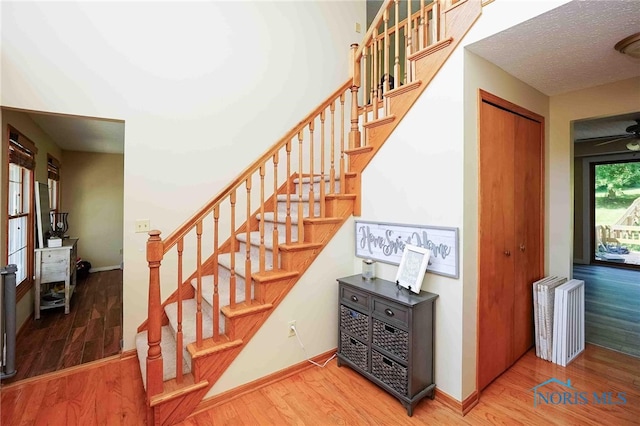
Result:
[355, 22, 361, 33]
[288, 320, 296, 337]
[135, 219, 150, 233]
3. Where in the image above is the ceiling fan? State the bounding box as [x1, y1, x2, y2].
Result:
[594, 120, 640, 151]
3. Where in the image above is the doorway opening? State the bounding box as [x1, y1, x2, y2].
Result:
[591, 159, 640, 268]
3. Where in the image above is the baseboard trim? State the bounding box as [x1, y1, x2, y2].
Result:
[435, 388, 479, 416]
[462, 390, 479, 415]
[89, 265, 122, 273]
[190, 349, 337, 417]
[1, 352, 123, 390]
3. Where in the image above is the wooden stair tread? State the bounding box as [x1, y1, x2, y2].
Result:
[279, 242, 324, 252]
[384, 80, 422, 98]
[325, 193, 356, 200]
[187, 334, 244, 358]
[304, 216, 343, 224]
[362, 115, 395, 129]
[253, 269, 299, 283]
[220, 301, 273, 318]
[408, 37, 453, 62]
[345, 146, 374, 155]
[149, 375, 209, 407]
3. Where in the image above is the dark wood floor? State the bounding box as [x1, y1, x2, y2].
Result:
[2, 269, 123, 385]
[573, 263, 640, 358]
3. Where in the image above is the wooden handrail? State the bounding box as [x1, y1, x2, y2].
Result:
[161, 79, 352, 252]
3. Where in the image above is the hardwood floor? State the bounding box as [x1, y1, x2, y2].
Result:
[2, 269, 123, 385]
[2, 344, 638, 425]
[573, 264, 640, 358]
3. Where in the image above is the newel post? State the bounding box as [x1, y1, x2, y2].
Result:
[349, 43, 362, 149]
[146, 230, 164, 398]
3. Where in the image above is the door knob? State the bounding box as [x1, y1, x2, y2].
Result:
[504, 250, 511, 256]
[520, 244, 525, 252]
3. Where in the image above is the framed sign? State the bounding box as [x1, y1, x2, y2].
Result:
[355, 220, 459, 278]
[395, 245, 431, 293]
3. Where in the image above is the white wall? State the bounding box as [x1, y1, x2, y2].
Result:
[1, 0, 366, 380]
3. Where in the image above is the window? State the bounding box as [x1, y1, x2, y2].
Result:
[7, 127, 37, 298]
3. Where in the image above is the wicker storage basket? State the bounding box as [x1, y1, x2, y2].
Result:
[340, 333, 368, 371]
[340, 305, 369, 340]
[372, 350, 408, 396]
[372, 318, 409, 360]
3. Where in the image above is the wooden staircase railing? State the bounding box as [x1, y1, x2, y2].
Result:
[139, 0, 482, 423]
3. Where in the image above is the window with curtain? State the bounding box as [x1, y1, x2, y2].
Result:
[7, 127, 37, 294]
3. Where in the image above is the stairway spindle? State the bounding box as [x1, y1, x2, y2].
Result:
[373, 28, 379, 119]
[176, 238, 184, 383]
[384, 8, 390, 115]
[213, 205, 220, 341]
[340, 93, 345, 189]
[272, 153, 279, 268]
[308, 121, 315, 219]
[406, 0, 412, 84]
[297, 131, 305, 242]
[230, 190, 237, 307]
[286, 141, 292, 244]
[420, 0, 426, 50]
[195, 221, 203, 347]
[394, 0, 400, 84]
[320, 111, 326, 217]
[349, 43, 361, 150]
[329, 101, 336, 194]
[245, 177, 252, 299]
[259, 165, 266, 273]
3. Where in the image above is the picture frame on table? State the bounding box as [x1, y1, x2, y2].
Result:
[395, 244, 431, 294]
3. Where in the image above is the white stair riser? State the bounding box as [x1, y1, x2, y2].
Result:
[275, 201, 320, 217]
[294, 180, 340, 195]
[260, 220, 300, 240]
[235, 241, 276, 265]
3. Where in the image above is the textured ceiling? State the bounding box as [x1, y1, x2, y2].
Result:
[467, 0, 640, 96]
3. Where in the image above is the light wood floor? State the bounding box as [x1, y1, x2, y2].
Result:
[1, 343, 638, 425]
[573, 263, 640, 358]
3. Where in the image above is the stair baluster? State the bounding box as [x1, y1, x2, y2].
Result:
[297, 131, 305, 242]
[272, 153, 280, 271]
[349, 43, 361, 150]
[308, 121, 315, 219]
[196, 221, 203, 347]
[394, 0, 400, 84]
[329, 102, 336, 194]
[340, 93, 346, 187]
[286, 142, 292, 244]
[259, 165, 266, 272]
[320, 110, 326, 217]
[229, 190, 237, 308]
[213, 205, 220, 341]
[176, 238, 184, 383]
[245, 177, 253, 298]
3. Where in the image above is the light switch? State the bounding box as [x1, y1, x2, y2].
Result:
[135, 219, 150, 233]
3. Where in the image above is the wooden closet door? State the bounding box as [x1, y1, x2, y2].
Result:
[513, 115, 543, 359]
[478, 101, 516, 391]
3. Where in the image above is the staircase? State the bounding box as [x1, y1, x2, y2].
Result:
[136, 0, 482, 424]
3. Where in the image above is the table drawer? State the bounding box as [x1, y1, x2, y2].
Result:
[340, 285, 369, 310]
[373, 298, 409, 327]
